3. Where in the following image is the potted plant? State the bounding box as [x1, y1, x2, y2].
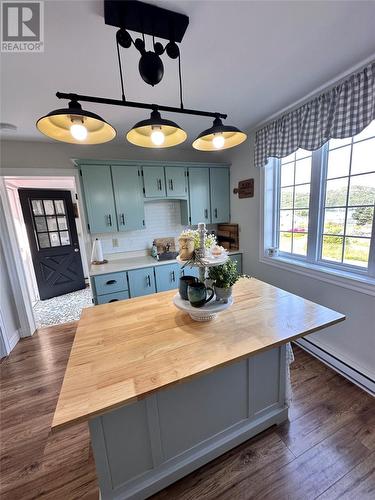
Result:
[208, 259, 249, 303]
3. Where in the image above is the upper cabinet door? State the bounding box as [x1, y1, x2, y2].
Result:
[143, 166, 166, 198]
[112, 166, 145, 231]
[165, 167, 187, 198]
[188, 168, 211, 225]
[210, 168, 230, 223]
[80, 165, 117, 233]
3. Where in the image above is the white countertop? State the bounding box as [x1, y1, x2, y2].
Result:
[89, 251, 243, 277]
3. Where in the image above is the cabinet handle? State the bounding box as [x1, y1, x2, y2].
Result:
[107, 214, 112, 226]
[171, 270, 175, 282]
[158, 179, 162, 190]
[214, 208, 218, 218]
[204, 209, 208, 219]
[147, 274, 151, 287]
[121, 213, 125, 225]
[106, 279, 117, 285]
[109, 299, 119, 303]
[171, 179, 174, 190]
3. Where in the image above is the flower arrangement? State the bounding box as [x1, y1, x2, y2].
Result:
[179, 229, 217, 251]
[208, 259, 250, 288]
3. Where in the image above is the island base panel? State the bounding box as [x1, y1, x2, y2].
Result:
[89, 345, 288, 500]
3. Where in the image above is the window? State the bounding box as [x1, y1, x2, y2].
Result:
[265, 120, 375, 281]
[31, 199, 71, 249]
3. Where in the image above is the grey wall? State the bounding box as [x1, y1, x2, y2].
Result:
[0, 139, 232, 171]
[229, 134, 375, 381]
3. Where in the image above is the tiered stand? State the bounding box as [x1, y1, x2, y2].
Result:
[173, 223, 233, 321]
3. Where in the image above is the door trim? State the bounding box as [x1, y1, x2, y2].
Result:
[0, 168, 90, 337]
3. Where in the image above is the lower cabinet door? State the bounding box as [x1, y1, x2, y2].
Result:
[96, 290, 129, 304]
[155, 263, 180, 292]
[229, 253, 242, 274]
[128, 267, 156, 297]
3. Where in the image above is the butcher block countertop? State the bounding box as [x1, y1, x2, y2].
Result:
[52, 278, 345, 431]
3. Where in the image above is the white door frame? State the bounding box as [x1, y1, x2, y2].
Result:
[0, 167, 90, 338]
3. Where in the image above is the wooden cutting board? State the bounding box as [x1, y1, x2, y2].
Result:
[154, 237, 177, 254]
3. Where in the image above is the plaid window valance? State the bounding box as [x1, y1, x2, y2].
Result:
[255, 61, 375, 168]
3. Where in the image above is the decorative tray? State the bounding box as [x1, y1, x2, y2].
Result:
[176, 253, 228, 268]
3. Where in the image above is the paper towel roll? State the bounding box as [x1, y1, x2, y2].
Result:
[91, 238, 104, 263]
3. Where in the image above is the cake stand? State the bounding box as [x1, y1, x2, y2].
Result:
[173, 293, 233, 321]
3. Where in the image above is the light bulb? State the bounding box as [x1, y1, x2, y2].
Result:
[151, 127, 165, 146]
[212, 134, 225, 149]
[70, 122, 87, 141]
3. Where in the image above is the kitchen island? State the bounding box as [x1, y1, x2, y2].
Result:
[52, 278, 345, 500]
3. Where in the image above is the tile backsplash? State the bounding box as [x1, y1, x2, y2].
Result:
[92, 200, 186, 255]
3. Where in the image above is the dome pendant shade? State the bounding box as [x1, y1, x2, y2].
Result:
[36, 101, 116, 144]
[192, 117, 247, 151]
[126, 110, 187, 148]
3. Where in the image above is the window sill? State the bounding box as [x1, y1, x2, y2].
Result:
[259, 254, 375, 296]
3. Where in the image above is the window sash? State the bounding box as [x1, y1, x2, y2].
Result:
[272, 142, 375, 278]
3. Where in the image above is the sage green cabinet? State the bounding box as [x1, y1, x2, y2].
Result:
[210, 168, 230, 223]
[143, 166, 166, 198]
[128, 267, 156, 297]
[112, 166, 145, 231]
[80, 165, 117, 233]
[165, 167, 187, 198]
[188, 168, 211, 225]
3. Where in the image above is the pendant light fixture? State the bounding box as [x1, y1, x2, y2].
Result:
[36, 1, 247, 151]
[126, 109, 187, 148]
[192, 117, 247, 151]
[36, 100, 116, 144]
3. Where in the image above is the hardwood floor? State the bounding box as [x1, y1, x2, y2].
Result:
[1, 323, 374, 500]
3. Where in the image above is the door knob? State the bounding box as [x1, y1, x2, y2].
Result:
[74, 248, 79, 252]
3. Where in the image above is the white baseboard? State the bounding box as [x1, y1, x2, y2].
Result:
[8, 329, 20, 351]
[295, 338, 375, 396]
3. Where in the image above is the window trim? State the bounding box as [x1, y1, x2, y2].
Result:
[261, 143, 375, 296]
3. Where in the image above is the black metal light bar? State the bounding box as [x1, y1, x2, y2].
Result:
[55, 92, 228, 120]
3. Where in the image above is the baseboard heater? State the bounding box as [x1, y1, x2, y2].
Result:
[294, 338, 375, 396]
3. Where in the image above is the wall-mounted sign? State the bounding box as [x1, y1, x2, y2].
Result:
[233, 178, 254, 198]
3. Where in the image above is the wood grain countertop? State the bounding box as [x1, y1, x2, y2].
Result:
[52, 278, 345, 431]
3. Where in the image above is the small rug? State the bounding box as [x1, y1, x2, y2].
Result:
[33, 287, 93, 328]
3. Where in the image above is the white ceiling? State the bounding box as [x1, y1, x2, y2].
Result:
[1, 0, 375, 144]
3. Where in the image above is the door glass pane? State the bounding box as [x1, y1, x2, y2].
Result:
[346, 207, 374, 237]
[57, 216, 68, 230]
[34, 216, 47, 232]
[43, 200, 55, 215]
[327, 146, 351, 179]
[343, 238, 370, 267]
[54, 199, 65, 214]
[323, 208, 345, 235]
[46, 216, 58, 231]
[49, 232, 60, 247]
[279, 232, 292, 253]
[348, 172, 375, 206]
[351, 139, 375, 175]
[325, 177, 348, 207]
[38, 233, 50, 248]
[32, 200, 44, 215]
[59, 231, 70, 245]
[322, 235, 343, 262]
